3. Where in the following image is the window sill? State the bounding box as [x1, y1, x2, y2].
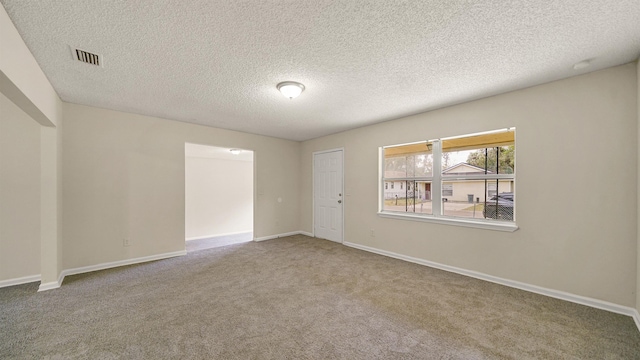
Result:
[377, 211, 519, 232]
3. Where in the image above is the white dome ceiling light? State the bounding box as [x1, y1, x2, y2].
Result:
[277, 81, 305, 99]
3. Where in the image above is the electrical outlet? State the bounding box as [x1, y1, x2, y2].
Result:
[370, 229, 375, 237]
[123, 238, 131, 247]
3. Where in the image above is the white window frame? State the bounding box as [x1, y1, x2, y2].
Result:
[378, 130, 518, 232]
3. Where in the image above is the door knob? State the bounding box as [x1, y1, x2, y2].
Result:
[338, 200, 342, 204]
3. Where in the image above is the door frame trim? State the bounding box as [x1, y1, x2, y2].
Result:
[312, 148, 345, 243]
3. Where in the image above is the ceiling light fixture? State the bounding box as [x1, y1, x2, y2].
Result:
[277, 81, 305, 99]
[229, 149, 241, 155]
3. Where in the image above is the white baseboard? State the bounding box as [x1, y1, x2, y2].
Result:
[632, 309, 640, 332]
[299, 231, 314, 237]
[36, 250, 188, 292]
[254, 231, 312, 242]
[0, 274, 41, 289]
[38, 277, 62, 292]
[344, 241, 640, 333]
[186, 231, 252, 241]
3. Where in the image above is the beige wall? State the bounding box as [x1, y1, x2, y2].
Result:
[301, 63, 637, 307]
[1, 2, 62, 286]
[0, 92, 41, 281]
[185, 156, 253, 239]
[62, 103, 299, 269]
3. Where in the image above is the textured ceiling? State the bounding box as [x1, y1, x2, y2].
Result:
[2, 1, 639, 141]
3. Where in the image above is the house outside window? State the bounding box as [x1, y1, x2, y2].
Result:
[380, 128, 515, 229]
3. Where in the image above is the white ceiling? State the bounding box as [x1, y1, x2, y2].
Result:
[2, 1, 639, 141]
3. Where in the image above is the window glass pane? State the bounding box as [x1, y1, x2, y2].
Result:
[441, 180, 484, 219]
[383, 181, 432, 215]
[482, 181, 514, 221]
[384, 153, 433, 178]
[442, 145, 515, 175]
[442, 130, 515, 175]
[384, 156, 407, 178]
[414, 153, 433, 177]
[440, 180, 514, 220]
[384, 142, 433, 178]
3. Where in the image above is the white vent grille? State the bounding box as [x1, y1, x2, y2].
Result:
[74, 48, 100, 66]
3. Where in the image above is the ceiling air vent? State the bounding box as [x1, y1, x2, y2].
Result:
[73, 48, 101, 66]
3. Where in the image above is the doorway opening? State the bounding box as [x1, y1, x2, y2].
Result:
[185, 143, 254, 252]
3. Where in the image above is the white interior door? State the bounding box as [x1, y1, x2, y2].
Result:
[314, 150, 343, 243]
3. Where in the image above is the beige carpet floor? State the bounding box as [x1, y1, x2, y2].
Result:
[1, 235, 639, 359]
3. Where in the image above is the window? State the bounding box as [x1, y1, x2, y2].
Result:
[382, 141, 434, 214]
[380, 128, 516, 231]
[442, 184, 453, 197]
